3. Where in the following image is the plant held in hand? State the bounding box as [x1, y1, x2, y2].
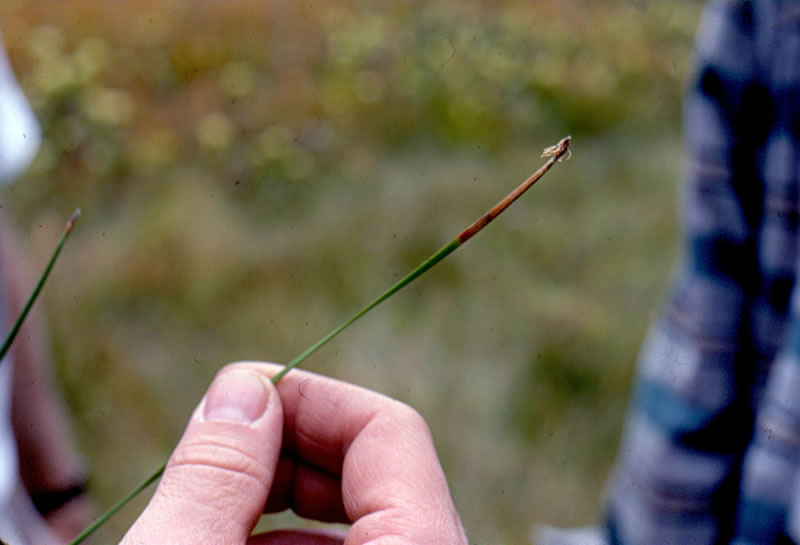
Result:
[70, 136, 571, 545]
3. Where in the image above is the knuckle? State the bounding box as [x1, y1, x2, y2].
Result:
[388, 399, 432, 436]
[171, 434, 269, 483]
[169, 409, 279, 488]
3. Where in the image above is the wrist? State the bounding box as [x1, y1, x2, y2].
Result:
[40, 489, 96, 545]
[30, 476, 89, 516]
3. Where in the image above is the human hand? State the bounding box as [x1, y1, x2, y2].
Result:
[44, 496, 95, 545]
[120, 362, 467, 545]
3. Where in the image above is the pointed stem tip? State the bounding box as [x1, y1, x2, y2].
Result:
[458, 135, 572, 244]
[540, 135, 571, 161]
[66, 208, 81, 234]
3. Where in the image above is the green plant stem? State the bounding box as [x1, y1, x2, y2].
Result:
[0, 208, 80, 362]
[272, 135, 571, 383]
[68, 464, 164, 545]
[71, 136, 571, 545]
[269, 237, 461, 384]
[272, 136, 572, 384]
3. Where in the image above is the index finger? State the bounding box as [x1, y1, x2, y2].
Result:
[237, 362, 467, 545]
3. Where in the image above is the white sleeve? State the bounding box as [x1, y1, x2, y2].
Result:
[0, 37, 40, 185]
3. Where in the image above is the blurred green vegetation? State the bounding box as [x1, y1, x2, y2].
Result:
[0, 1, 700, 543]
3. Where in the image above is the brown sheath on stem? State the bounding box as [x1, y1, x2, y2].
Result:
[458, 135, 571, 244]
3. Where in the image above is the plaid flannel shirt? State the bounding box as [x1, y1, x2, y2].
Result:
[606, 2, 800, 544]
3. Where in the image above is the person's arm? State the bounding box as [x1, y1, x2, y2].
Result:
[606, 2, 764, 544]
[122, 362, 467, 545]
[0, 219, 93, 542]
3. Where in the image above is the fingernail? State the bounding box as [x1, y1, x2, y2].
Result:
[203, 371, 269, 424]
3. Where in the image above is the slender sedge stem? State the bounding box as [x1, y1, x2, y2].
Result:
[71, 136, 571, 545]
[270, 136, 571, 382]
[0, 208, 81, 362]
[67, 464, 164, 545]
[270, 238, 461, 383]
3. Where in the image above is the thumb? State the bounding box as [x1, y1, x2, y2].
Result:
[122, 364, 284, 545]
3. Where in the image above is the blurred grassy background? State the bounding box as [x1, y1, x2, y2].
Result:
[0, 1, 700, 543]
